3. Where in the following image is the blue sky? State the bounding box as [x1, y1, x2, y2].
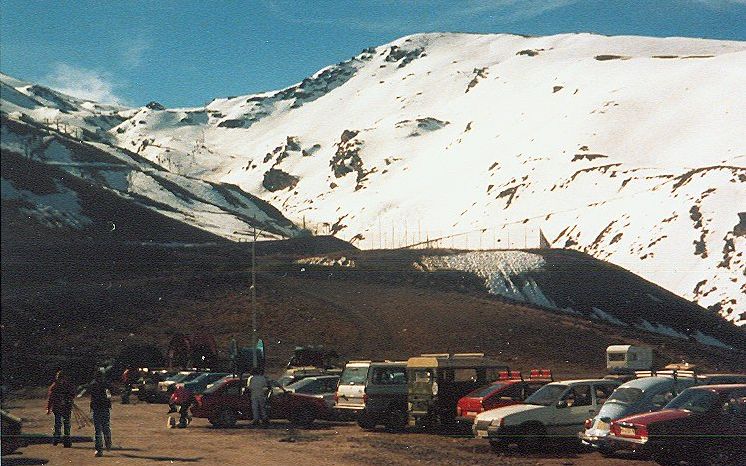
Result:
[1, 0, 745, 107]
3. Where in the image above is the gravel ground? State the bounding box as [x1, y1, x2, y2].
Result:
[2, 396, 657, 466]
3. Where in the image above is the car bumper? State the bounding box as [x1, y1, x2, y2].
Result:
[578, 432, 612, 448]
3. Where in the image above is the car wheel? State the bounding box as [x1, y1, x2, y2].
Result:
[517, 423, 546, 450]
[489, 439, 506, 453]
[289, 407, 315, 427]
[384, 409, 408, 432]
[357, 412, 376, 430]
[598, 446, 616, 458]
[215, 409, 238, 428]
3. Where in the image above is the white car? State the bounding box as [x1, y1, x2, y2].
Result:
[473, 379, 620, 450]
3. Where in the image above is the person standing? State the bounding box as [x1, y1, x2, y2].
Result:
[87, 370, 113, 457]
[246, 368, 269, 425]
[120, 366, 137, 404]
[46, 370, 76, 448]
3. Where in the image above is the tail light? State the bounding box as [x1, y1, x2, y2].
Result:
[636, 424, 648, 439]
[194, 395, 203, 406]
[456, 406, 462, 416]
[584, 418, 593, 430]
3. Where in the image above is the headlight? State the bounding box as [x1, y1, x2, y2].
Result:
[432, 381, 439, 396]
[407, 402, 413, 411]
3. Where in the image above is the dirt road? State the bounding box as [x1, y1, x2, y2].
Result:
[3, 396, 656, 466]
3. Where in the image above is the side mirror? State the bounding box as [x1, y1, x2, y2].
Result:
[556, 400, 568, 409]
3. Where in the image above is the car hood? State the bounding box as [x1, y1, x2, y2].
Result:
[617, 409, 690, 425]
[474, 403, 543, 422]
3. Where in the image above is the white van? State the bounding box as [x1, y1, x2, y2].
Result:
[334, 361, 371, 419]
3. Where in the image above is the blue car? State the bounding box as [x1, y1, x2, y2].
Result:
[579, 375, 696, 455]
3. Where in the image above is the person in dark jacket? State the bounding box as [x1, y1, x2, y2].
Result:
[87, 370, 113, 457]
[46, 370, 76, 447]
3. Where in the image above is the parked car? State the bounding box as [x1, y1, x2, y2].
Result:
[355, 361, 408, 430]
[407, 353, 509, 430]
[156, 371, 201, 402]
[474, 379, 621, 450]
[335, 361, 372, 420]
[137, 369, 177, 402]
[580, 374, 697, 454]
[191, 375, 340, 427]
[607, 384, 746, 466]
[456, 369, 553, 426]
[1, 409, 25, 456]
[170, 372, 231, 407]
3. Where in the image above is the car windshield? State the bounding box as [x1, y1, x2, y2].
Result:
[607, 387, 644, 405]
[167, 373, 191, 383]
[182, 373, 202, 382]
[524, 384, 568, 406]
[665, 389, 718, 413]
[339, 367, 368, 385]
[203, 379, 233, 394]
[466, 383, 507, 398]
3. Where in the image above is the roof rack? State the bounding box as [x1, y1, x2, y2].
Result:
[528, 369, 553, 381]
[498, 370, 523, 381]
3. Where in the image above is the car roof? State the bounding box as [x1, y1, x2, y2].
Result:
[618, 376, 686, 390]
[555, 379, 620, 385]
[687, 384, 746, 393]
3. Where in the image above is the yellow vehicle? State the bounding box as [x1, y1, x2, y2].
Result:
[407, 353, 509, 430]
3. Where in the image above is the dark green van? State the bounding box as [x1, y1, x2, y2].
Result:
[407, 353, 509, 430]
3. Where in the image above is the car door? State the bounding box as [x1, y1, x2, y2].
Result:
[551, 384, 595, 436]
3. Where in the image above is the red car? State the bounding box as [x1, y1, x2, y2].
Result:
[456, 369, 553, 424]
[608, 384, 746, 466]
[191, 375, 340, 427]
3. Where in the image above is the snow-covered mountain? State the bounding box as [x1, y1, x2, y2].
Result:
[2, 33, 744, 326]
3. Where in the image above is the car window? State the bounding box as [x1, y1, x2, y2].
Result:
[594, 384, 616, 405]
[296, 380, 322, 394]
[722, 396, 746, 420]
[651, 391, 675, 409]
[608, 387, 643, 404]
[224, 382, 241, 396]
[372, 367, 406, 385]
[497, 384, 524, 400]
[563, 385, 592, 407]
[340, 367, 368, 385]
[322, 378, 339, 392]
[665, 389, 718, 413]
[525, 384, 568, 406]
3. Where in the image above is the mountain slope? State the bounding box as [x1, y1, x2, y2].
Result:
[1, 33, 744, 326]
[0, 115, 300, 241]
[108, 33, 746, 325]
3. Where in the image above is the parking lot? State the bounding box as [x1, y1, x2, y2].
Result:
[4, 396, 657, 465]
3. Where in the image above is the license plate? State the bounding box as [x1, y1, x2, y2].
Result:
[476, 430, 488, 438]
[597, 420, 609, 431]
[467, 411, 477, 417]
[620, 426, 635, 437]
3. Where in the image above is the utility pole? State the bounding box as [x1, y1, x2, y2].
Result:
[251, 227, 258, 368]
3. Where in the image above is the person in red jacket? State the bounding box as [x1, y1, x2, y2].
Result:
[121, 366, 138, 404]
[46, 370, 76, 447]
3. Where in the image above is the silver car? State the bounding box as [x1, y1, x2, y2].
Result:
[579, 375, 696, 454]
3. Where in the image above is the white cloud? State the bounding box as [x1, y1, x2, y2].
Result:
[122, 37, 151, 68]
[43, 63, 126, 105]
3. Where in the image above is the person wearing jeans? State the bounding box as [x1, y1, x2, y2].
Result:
[86, 370, 113, 457]
[46, 370, 75, 448]
[246, 368, 269, 425]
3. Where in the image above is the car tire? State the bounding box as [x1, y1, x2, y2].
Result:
[598, 446, 616, 458]
[289, 407, 315, 428]
[214, 409, 238, 428]
[517, 423, 546, 450]
[489, 439, 506, 453]
[357, 412, 376, 430]
[384, 409, 408, 432]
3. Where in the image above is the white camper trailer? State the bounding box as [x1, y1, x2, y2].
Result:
[606, 345, 653, 371]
